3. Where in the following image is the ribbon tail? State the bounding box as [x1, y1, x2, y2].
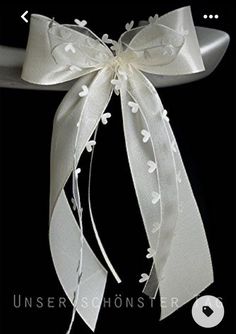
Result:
[157, 122, 214, 320]
[50, 190, 107, 331]
[121, 67, 213, 319]
[49, 67, 115, 331]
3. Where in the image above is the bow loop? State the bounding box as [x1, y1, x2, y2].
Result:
[120, 24, 185, 68]
[22, 15, 112, 85]
[119, 6, 205, 76]
[48, 23, 113, 70]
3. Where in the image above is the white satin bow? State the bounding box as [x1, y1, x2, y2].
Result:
[21, 6, 213, 332]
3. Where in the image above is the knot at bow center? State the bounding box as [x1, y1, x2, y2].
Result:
[112, 55, 128, 71]
[109, 54, 132, 83]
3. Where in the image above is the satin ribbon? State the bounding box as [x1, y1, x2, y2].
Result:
[21, 6, 214, 332]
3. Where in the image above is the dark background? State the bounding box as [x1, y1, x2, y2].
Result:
[0, 1, 235, 333]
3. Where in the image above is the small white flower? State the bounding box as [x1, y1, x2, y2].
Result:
[146, 248, 156, 259]
[117, 68, 128, 80]
[125, 20, 134, 31]
[152, 191, 160, 204]
[139, 273, 149, 283]
[74, 19, 87, 27]
[86, 140, 96, 152]
[148, 14, 159, 24]
[147, 160, 157, 173]
[128, 101, 139, 114]
[101, 113, 112, 125]
[163, 44, 175, 56]
[110, 41, 120, 53]
[162, 109, 169, 122]
[111, 78, 122, 95]
[102, 33, 113, 44]
[75, 168, 81, 178]
[152, 222, 161, 234]
[64, 43, 76, 53]
[111, 78, 121, 90]
[78, 85, 89, 97]
[141, 129, 150, 143]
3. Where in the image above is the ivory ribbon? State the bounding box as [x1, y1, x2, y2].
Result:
[21, 6, 215, 332]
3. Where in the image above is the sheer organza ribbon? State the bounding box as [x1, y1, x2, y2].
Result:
[21, 6, 214, 332]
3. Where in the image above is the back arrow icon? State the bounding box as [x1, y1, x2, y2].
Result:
[21, 10, 29, 23]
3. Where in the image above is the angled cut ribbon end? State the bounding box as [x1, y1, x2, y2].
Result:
[159, 273, 214, 321]
[49, 190, 108, 332]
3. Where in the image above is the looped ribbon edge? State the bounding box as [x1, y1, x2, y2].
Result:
[21, 6, 214, 332]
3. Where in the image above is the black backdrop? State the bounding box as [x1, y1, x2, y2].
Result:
[0, 1, 235, 333]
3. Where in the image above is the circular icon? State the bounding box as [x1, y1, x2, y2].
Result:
[192, 295, 224, 328]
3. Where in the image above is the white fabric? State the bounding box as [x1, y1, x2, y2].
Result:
[21, 6, 214, 332]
